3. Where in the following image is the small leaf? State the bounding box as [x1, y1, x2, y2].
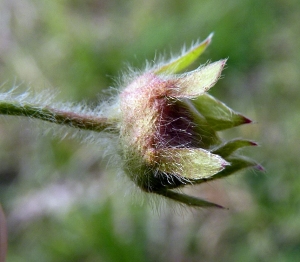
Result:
[157, 189, 224, 208]
[211, 139, 258, 158]
[154, 33, 213, 74]
[192, 93, 252, 131]
[156, 148, 229, 180]
[170, 60, 226, 98]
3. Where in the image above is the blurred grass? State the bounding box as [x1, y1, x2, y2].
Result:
[1, 0, 300, 261]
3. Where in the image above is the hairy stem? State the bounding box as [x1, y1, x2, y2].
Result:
[0, 101, 115, 132]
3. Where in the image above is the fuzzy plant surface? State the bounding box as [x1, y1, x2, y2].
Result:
[0, 34, 261, 208]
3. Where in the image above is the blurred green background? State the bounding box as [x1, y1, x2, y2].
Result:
[0, 0, 300, 261]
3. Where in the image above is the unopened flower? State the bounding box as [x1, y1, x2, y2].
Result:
[117, 34, 260, 207]
[0, 34, 261, 208]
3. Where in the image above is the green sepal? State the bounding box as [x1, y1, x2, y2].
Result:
[211, 139, 258, 158]
[215, 156, 261, 179]
[170, 60, 226, 98]
[178, 99, 221, 148]
[156, 148, 229, 180]
[154, 33, 213, 74]
[193, 156, 260, 184]
[192, 93, 252, 131]
[156, 189, 224, 208]
[193, 121, 221, 148]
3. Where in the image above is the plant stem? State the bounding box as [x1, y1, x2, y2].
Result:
[0, 101, 116, 132]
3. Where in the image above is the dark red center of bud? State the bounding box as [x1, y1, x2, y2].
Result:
[155, 99, 198, 149]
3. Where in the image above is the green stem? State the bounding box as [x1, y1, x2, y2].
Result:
[0, 101, 115, 132]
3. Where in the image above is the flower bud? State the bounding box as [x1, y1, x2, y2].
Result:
[0, 33, 261, 208]
[117, 34, 261, 208]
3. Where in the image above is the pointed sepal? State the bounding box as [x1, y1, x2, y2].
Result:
[211, 139, 258, 158]
[193, 156, 260, 184]
[215, 156, 261, 179]
[154, 33, 214, 74]
[156, 148, 229, 180]
[157, 189, 224, 208]
[168, 60, 226, 98]
[191, 93, 252, 131]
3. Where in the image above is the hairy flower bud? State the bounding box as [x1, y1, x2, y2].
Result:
[0, 33, 261, 208]
[117, 34, 261, 208]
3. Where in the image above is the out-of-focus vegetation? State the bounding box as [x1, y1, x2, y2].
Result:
[0, 0, 300, 261]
